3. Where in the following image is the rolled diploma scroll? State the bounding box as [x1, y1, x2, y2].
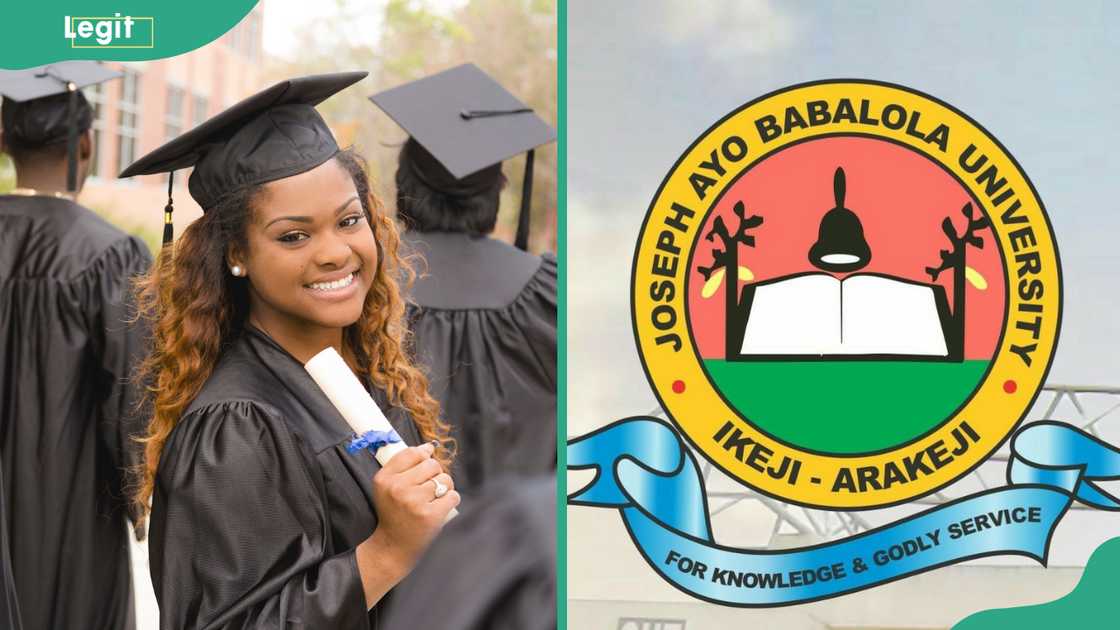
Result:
[305, 347, 457, 520]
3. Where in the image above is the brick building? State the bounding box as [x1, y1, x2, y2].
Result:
[80, 6, 267, 249]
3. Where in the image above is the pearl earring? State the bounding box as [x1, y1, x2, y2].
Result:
[230, 265, 244, 277]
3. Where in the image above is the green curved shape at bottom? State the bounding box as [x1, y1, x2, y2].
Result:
[703, 360, 989, 453]
[954, 537, 1120, 629]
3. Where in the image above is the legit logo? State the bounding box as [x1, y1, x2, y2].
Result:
[64, 14, 154, 48]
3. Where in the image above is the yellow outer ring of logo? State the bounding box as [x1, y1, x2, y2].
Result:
[632, 80, 1061, 509]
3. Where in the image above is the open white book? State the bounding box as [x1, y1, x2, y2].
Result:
[736, 273, 950, 358]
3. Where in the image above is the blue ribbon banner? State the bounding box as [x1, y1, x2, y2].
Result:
[568, 418, 1120, 606]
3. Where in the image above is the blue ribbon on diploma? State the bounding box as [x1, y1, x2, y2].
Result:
[568, 418, 1120, 606]
[346, 428, 402, 454]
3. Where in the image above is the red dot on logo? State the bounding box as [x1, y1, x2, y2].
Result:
[1003, 380, 1017, 394]
[672, 380, 686, 394]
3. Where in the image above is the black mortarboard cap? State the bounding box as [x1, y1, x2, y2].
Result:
[369, 63, 556, 250]
[119, 71, 367, 246]
[0, 61, 122, 192]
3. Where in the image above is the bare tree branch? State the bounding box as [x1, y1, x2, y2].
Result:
[927, 203, 991, 280]
[941, 217, 959, 243]
[698, 247, 733, 280]
[700, 198, 764, 282]
[706, 216, 730, 244]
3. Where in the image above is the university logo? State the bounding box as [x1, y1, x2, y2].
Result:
[568, 81, 1120, 606]
[630, 79, 1059, 509]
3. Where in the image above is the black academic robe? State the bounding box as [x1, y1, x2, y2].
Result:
[150, 325, 423, 629]
[383, 476, 556, 630]
[0, 195, 151, 630]
[0, 460, 22, 630]
[405, 232, 557, 495]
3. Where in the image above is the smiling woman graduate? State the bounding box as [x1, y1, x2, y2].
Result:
[120, 72, 460, 629]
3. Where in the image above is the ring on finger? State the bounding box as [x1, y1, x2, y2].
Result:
[430, 477, 448, 499]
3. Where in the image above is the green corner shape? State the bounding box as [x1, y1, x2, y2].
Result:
[954, 536, 1120, 629]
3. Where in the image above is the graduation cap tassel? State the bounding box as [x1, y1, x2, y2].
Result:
[162, 172, 175, 246]
[65, 82, 79, 192]
[514, 148, 534, 251]
[372, 69, 554, 250]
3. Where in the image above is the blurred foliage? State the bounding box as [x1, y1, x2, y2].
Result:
[265, 0, 558, 253]
[98, 207, 161, 256]
[0, 153, 14, 193]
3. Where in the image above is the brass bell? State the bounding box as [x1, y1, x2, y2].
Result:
[808, 167, 871, 272]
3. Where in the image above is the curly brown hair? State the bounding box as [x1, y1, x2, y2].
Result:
[131, 148, 450, 533]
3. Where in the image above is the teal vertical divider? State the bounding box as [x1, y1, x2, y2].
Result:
[556, 0, 568, 628]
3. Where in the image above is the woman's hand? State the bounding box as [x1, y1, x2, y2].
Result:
[355, 442, 460, 608]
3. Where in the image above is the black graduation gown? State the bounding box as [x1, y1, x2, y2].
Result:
[405, 232, 557, 495]
[382, 476, 556, 630]
[150, 325, 423, 629]
[0, 459, 23, 630]
[0, 194, 151, 630]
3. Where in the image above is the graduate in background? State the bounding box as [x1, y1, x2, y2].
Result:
[121, 72, 460, 629]
[371, 64, 558, 496]
[0, 460, 22, 630]
[0, 62, 149, 630]
[384, 476, 556, 630]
